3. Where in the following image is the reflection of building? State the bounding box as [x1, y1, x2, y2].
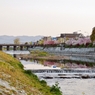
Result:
[44, 61, 63, 68]
[64, 63, 87, 68]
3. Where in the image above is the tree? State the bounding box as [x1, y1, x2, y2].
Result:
[25, 42, 29, 44]
[29, 42, 32, 45]
[50, 81, 62, 95]
[90, 27, 95, 42]
[14, 38, 20, 44]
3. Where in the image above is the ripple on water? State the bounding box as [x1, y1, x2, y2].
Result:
[45, 79, 95, 95]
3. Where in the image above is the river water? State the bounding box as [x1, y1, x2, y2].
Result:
[20, 59, 95, 95]
[4, 51, 95, 95]
[46, 79, 95, 95]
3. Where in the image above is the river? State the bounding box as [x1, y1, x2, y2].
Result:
[20, 59, 95, 95]
[46, 78, 95, 95]
[4, 50, 95, 95]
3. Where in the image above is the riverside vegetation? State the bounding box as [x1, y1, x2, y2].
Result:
[0, 51, 62, 95]
[17, 50, 69, 61]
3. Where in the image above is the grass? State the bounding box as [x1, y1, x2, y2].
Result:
[0, 51, 62, 95]
[30, 50, 49, 57]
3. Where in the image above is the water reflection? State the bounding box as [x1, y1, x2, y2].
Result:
[46, 79, 95, 95]
[21, 59, 95, 70]
[20, 60, 61, 70]
[70, 56, 95, 63]
[20, 59, 95, 95]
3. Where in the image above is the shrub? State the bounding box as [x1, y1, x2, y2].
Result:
[87, 43, 93, 47]
[24, 70, 39, 81]
[31, 50, 49, 57]
[38, 52, 48, 57]
[18, 63, 24, 69]
[50, 81, 62, 95]
[40, 80, 47, 86]
[24, 70, 32, 75]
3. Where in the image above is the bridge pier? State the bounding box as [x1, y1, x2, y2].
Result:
[26, 46, 29, 50]
[20, 46, 23, 50]
[7, 46, 9, 50]
[0, 46, 2, 50]
[13, 46, 16, 51]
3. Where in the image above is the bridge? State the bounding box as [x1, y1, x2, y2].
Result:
[0, 44, 34, 50]
[0, 44, 59, 51]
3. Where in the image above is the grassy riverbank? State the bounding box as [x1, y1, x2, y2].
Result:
[17, 50, 69, 61]
[0, 51, 62, 95]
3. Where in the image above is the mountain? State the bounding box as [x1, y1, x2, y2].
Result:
[0, 35, 43, 44]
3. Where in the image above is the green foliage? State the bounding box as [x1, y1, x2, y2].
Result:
[38, 51, 48, 57]
[18, 62, 24, 69]
[40, 80, 47, 86]
[87, 43, 93, 47]
[31, 50, 49, 57]
[24, 70, 32, 75]
[50, 81, 62, 95]
[24, 70, 39, 81]
[0, 51, 62, 95]
[90, 27, 95, 42]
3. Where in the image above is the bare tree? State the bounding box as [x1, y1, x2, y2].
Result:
[14, 38, 20, 44]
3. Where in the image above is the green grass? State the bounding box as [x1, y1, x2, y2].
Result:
[30, 50, 49, 57]
[0, 51, 62, 95]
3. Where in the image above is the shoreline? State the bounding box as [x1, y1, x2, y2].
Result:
[16, 54, 70, 60]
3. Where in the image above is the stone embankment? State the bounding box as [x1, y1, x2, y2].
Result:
[15, 47, 95, 61]
[42, 47, 95, 56]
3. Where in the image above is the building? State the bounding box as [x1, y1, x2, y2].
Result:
[60, 32, 83, 40]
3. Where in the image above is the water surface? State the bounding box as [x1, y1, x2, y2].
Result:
[21, 59, 95, 95]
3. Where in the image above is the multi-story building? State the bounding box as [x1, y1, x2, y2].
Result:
[60, 32, 83, 40]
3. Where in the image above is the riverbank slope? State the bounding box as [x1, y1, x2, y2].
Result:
[0, 51, 62, 95]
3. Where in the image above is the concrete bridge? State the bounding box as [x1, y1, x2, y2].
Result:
[0, 44, 59, 51]
[0, 44, 34, 50]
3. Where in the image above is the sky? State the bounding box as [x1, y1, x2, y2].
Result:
[0, 0, 95, 37]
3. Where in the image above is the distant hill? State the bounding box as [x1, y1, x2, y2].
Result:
[0, 35, 43, 44]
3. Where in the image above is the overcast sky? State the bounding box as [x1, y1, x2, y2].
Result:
[0, 0, 95, 36]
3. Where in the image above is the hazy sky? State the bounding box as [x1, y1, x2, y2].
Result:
[0, 0, 95, 36]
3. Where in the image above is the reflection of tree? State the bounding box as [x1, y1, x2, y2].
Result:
[31, 59, 95, 68]
[63, 60, 95, 68]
